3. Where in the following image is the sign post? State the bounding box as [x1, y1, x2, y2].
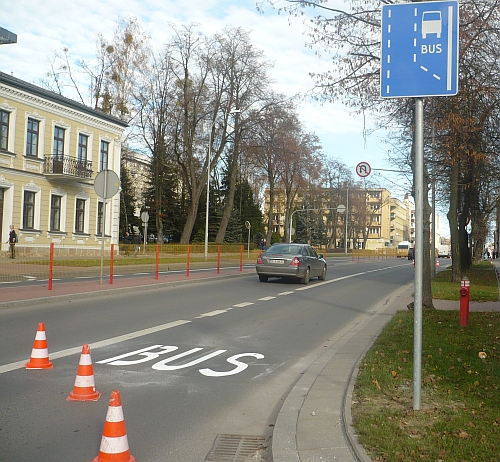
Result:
[245, 221, 251, 258]
[141, 211, 149, 255]
[94, 170, 120, 285]
[380, 0, 459, 411]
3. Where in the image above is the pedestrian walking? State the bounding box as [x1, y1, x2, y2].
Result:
[124, 231, 131, 256]
[6, 224, 17, 259]
[133, 232, 141, 257]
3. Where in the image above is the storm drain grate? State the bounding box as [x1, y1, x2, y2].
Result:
[205, 434, 268, 461]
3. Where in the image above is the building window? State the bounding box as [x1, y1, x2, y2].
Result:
[53, 126, 65, 159]
[26, 118, 40, 157]
[78, 134, 88, 163]
[0, 110, 9, 150]
[100, 140, 109, 170]
[50, 195, 61, 231]
[97, 201, 103, 235]
[368, 227, 379, 235]
[23, 191, 36, 229]
[75, 199, 85, 233]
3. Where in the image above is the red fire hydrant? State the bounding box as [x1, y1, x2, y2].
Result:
[460, 277, 470, 327]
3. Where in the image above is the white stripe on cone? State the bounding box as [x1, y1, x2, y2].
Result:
[30, 348, 49, 358]
[99, 435, 130, 454]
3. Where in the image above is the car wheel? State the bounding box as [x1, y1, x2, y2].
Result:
[258, 274, 268, 282]
[318, 265, 327, 281]
[300, 267, 310, 284]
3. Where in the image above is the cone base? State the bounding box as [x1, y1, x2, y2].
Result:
[92, 455, 135, 462]
[67, 390, 102, 401]
[25, 361, 53, 369]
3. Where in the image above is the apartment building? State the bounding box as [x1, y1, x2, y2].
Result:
[264, 187, 411, 250]
[0, 72, 128, 253]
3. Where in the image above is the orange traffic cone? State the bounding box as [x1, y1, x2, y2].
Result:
[436, 259, 440, 267]
[92, 390, 136, 462]
[67, 344, 101, 401]
[26, 322, 53, 369]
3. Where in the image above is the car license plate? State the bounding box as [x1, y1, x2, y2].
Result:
[269, 259, 284, 264]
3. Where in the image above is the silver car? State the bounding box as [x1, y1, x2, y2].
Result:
[256, 243, 327, 284]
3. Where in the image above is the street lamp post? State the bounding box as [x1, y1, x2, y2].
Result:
[204, 109, 240, 260]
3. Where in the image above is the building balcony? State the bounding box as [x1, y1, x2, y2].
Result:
[44, 155, 93, 183]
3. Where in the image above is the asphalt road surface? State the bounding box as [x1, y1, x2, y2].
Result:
[0, 258, 414, 461]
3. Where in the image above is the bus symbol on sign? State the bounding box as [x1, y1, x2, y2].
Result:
[422, 11, 442, 39]
[356, 162, 371, 178]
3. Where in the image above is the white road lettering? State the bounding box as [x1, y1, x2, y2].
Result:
[97, 345, 178, 366]
[152, 348, 226, 370]
[199, 353, 265, 377]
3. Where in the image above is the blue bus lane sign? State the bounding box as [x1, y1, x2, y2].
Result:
[381, 1, 459, 98]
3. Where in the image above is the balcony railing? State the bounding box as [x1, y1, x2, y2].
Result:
[44, 155, 93, 179]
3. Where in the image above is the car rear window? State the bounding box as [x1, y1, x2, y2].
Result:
[268, 244, 302, 255]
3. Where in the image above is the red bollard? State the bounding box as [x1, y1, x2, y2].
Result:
[460, 277, 470, 327]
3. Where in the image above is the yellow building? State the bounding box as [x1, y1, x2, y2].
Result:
[0, 72, 127, 254]
[264, 187, 410, 250]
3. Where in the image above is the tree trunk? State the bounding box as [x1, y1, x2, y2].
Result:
[215, 153, 238, 243]
[447, 161, 461, 282]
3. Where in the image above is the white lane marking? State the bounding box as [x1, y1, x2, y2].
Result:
[278, 291, 294, 296]
[433, 74, 441, 80]
[259, 296, 276, 301]
[233, 302, 254, 307]
[295, 264, 406, 291]
[0, 319, 191, 374]
[421, 65, 428, 72]
[196, 310, 228, 318]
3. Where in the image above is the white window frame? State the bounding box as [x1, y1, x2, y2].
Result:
[48, 187, 67, 233]
[74, 192, 90, 235]
[25, 112, 46, 158]
[0, 104, 17, 153]
[21, 182, 42, 231]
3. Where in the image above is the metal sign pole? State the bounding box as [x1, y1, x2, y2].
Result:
[100, 171, 108, 286]
[413, 98, 424, 410]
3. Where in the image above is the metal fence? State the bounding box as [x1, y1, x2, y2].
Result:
[0, 243, 260, 284]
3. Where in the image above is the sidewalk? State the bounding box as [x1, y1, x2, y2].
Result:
[0, 266, 255, 308]
[272, 262, 500, 462]
[1, 263, 499, 462]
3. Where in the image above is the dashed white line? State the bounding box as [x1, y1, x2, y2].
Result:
[433, 74, 441, 80]
[196, 310, 229, 318]
[233, 302, 254, 307]
[259, 296, 276, 301]
[420, 65, 428, 72]
[278, 291, 294, 296]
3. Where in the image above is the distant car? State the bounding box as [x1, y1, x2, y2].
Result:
[407, 248, 415, 260]
[255, 243, 327, 284]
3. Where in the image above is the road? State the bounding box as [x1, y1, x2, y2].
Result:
[0, 258, 414, 461]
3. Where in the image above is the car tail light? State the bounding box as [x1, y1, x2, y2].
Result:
[257, 256, 263, 264]
[290, 257, 301, 267]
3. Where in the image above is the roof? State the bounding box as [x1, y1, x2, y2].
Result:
[0, 71, 128, 128]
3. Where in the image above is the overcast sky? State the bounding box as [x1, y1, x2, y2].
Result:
[1, 0, 413, 200]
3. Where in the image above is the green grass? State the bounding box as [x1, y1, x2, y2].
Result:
[353, 262, 500, 461]
[432, 261, 499, 301]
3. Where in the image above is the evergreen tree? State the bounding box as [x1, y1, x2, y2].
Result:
[224, 209, 243, 243]
[143, 157, 183, 242]
[119, 161, 139, 237]
[234, 179, 265, 236]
